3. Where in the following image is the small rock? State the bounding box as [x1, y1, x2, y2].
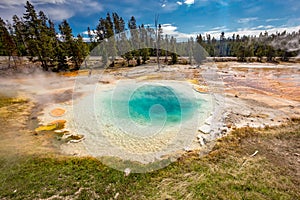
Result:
[198, 124, 211, 134]
[198, 136, 205, 146]
[54, 129, 64, 133]
[99, 80, 110, 84]
[114, 192, 119, 199]
[184, 146, 192, 152]
[241, 110, 251, 117]
[67, 134, 84, 140]
[226, 123, 232, 128]
[124, 168, 131, 176]
[205, 116, 213, 125]
[220, 127, 228, 134]
[68, 138, 84, 143]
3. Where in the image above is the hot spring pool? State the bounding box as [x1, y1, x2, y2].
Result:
[71, 80, 213, 166]
[110, 84, 197, 127]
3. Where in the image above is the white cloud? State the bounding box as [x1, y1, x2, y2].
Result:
[161, 24, 178, 34]
[217, 0, 229, 6]
[245, 6, 261, 14]
[250, 25, 274, 30]
[266, 18, 281, 22]
[82, 30, 96, 35]
[160, 2, 179, 12]
[44, 7, 74, 20]
[184, 0, 194, 5]
[160, 24, 196, 41]
[43, 0, 103, 20]
[160, 0, 194, 10]
[237, 17, 258, 24]
[0, 0, 66, 7]
[0, 0, 103, 21]
[0, 5, 24, 21]
[211, 26, 227, 30]
[82, 37, 91, 42]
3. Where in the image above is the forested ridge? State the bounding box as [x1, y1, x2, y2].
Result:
[0, 1, 299, 72]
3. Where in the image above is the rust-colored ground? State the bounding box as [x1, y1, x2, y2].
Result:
[218, 62, 300, 101]
[50, 108, 66, 117]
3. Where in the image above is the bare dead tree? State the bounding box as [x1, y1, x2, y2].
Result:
[154, 14, 160, 71]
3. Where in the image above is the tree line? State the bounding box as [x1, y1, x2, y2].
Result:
[196, 30, 300, 62]
[0, 1, 299, 72]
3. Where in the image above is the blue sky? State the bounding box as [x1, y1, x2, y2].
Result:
[1, 0, 300, 40]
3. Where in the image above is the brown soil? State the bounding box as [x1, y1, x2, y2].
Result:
[239, 122, 300, 185]
[0, 97, 60, 158]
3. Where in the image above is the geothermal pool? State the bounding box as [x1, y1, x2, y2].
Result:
[71, 80, 213, 167]
[106, 83, 198, 131]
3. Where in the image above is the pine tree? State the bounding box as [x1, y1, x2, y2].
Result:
[112, 13, 121, 35]
[0, 17, 18, 68]
[23, 1, 44, 67]
[96, 18, 106, 41]
[73, 34, 89, 70]
[22, 1, 58, 71]
[59, 20, 88, 70]
[12, 15, 27, 56]
[38, 11, 58, 70]
[56, 20, 70, 71]
[59, 19, 78, 70]
[139, 24, 149, 64]
[87, 26, 97, 51]
[105, 13, 114, 38]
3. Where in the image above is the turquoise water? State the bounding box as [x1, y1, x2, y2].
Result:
[107, 84, 198, 126]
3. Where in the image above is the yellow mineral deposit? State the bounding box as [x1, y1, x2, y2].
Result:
[35, 119, 66, 133]
[187, 79, 199, 85]
[193, 85, 208, 93]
